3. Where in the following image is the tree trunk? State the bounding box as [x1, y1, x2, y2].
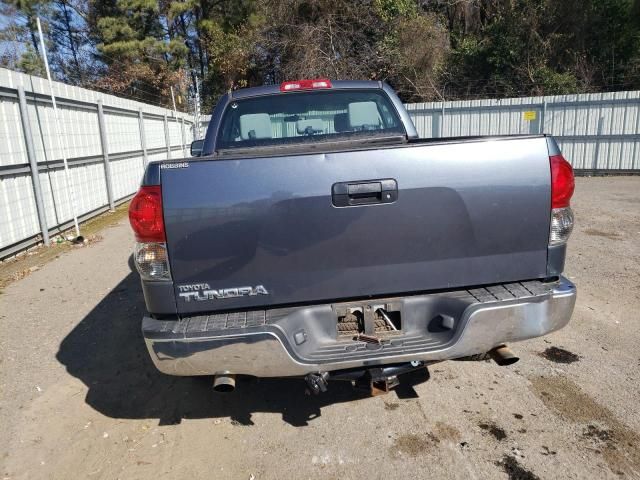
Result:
[60, 0, 82, 83]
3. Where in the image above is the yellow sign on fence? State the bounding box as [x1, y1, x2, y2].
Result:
[523, 111, 537, 121]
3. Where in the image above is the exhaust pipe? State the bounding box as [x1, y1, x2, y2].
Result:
[489, 345, 519, 366]
[213, 374, 236, 392]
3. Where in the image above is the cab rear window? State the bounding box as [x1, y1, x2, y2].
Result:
[216, 89, 405, 149]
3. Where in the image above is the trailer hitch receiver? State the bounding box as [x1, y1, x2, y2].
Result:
[305, 372, 330, 395]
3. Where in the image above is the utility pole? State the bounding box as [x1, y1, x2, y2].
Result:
[37, 17, 81, 239]
[170, 86, 177, 114]
[190, 71, 202, 140]
[170, 86, 185, 155]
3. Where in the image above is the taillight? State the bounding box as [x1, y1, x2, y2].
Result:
[129, 185, 165, 242]
[549, 154, 575, 246]
[129, 186, 171, 281]
[280, 78, 332, 92]
[134, 242, 170, 281]
[550, 155, 575, 208]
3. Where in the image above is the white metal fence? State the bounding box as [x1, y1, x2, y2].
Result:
[406, 91, 640, 172]
[3, 72, 639, 258]
[0, 68, 194, 258]
[199, 90, 640, 172]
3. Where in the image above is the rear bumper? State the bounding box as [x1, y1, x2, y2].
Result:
[142, 277, 576, 377]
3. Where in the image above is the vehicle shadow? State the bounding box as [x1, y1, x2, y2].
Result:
[56, 265, 428, 427]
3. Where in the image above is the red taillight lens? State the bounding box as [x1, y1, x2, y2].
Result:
[550, 154, 575, 208]
[129, 185, 165, 242]
[280, 78, 332, 92]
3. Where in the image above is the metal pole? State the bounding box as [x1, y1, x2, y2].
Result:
[36, 17, 80, 238]
[541, 100, 547, 134]
[138, 109, 148, 167]
[171, 86, 185, 155]
[97, 100, 115, 211]
[618, 92, 629, 170]
[594, 116, 604, 170]
[631, 96, 640, 170]
[180, 117, 186, 156]
[195, 77, 201, 139]
[440, 101, 446, 138]
[192, 99, 197, 140]
[170, 86, 177, 113]
[17, 86, 50, 246]
[606, 96, 616, 170]
[163, 113, 171, 159]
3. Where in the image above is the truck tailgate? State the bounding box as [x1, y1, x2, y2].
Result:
[162, 136, 551, 314]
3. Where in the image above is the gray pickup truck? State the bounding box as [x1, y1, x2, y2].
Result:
[129, 79, 577, 394]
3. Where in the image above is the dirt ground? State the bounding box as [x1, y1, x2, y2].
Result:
[1, 176, 639, 480]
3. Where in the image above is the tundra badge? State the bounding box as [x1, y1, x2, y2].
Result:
[177, 283, 269, 302]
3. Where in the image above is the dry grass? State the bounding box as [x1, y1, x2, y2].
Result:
[0, 202, 130, 291]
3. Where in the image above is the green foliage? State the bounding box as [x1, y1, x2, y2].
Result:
[373, 0, 417, 22]
[17, 46, 45, 75]
[534, 67, 580, 95]
[382, 13, 449, 101]
[3, 0, 640, 106]
[431, 0, 640, 98]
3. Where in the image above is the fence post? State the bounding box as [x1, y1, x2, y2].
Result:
[594, 116, 604, 170]
[618, 92, 629, 170]
[164, 113, 171, 160]
[17, 86, 50, 246]
[541, 100, 547, 134]
[97, 99, 115, 211]
[138, 109, 148, 167]
[606, 96, 616, 170]
[632, 95, 640, 170]
[440, 102, 446, 137]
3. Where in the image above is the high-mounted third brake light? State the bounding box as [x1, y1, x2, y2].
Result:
[280, 78, 332, 92]
[129, 185, 165, 242]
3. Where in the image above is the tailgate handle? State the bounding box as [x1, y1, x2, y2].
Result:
[332, 179, 397, 207]
[348, 182, 381, 196]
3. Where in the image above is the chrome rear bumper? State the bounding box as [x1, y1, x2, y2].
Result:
[142, 277, 576, 377]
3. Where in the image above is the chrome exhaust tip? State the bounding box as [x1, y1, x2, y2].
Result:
[489, 345, 519, 366]
[213, 374, 236, 392]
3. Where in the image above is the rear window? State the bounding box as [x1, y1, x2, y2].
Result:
[216, 89, 405, 150]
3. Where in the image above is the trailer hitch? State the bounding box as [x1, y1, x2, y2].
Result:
[305, 361, 426, 396]
[305, 372, 330, 395]
[360, 370, 401, 396]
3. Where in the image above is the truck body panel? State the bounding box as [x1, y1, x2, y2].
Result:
[132, 81, 576, 381]
[162, 136, 551, 314]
